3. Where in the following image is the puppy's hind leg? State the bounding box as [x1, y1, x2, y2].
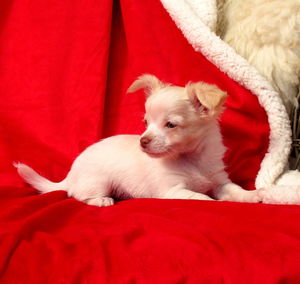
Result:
[162, 184, 214, 201]
[70, 179, 115, 207]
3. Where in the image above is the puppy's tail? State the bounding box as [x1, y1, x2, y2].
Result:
[14, 162, 67, 193]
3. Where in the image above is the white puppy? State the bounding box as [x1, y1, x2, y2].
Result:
[15, 75, 260, 206]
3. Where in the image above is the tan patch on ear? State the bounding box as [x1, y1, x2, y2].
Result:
[186, 82, 227, 115]
[127, 74, 165, 97]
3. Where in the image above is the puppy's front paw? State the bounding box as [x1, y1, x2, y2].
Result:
[218, 188, 262, 203]
[257, 188, 274, 204]
[221, 190, 261, 203]
[258, 187, 289, 204]
[216, 183, 262, 203]
[242, 190, 262, 203]
[86, 197, 115, 207]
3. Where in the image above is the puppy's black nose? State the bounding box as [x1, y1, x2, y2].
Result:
[140, 136, 152, 148]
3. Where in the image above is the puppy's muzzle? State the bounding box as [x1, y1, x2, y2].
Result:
[140, 136, 152, 149]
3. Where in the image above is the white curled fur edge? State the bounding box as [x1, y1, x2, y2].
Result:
[160, 0, 298, 200]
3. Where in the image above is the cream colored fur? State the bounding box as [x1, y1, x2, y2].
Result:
[218, 0, 300, 114]
[15, 75, 260, 206]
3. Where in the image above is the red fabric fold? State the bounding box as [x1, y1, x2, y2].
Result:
[1, 188, 300, 283]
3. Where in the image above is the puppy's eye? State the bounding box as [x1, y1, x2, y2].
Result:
[165, 122, 177, 128]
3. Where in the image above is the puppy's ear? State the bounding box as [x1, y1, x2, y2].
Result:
[186, 82, 227, 115]
[127, 74, 164, 97]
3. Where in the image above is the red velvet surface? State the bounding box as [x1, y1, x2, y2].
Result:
[1, 0, 300, 282]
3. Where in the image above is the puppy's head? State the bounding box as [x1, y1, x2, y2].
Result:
[128, 74, 227, 157]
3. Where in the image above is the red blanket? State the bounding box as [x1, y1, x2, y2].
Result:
[1, 0, 299, 282]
